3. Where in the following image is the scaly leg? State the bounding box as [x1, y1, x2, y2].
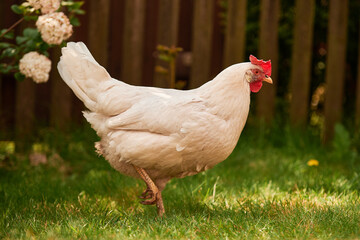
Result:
[132, 165, 165, 216]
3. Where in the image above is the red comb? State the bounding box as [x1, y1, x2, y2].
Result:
[249, 55, 271, 76]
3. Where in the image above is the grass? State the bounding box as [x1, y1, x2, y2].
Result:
[0, 123, 359, 239]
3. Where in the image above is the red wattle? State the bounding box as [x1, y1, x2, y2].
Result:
[250, 81, 263, 93]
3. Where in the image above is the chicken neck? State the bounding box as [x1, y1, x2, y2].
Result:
[196, 63, 251, 124]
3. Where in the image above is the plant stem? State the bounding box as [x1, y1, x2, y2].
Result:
[0, 17, 24, 39]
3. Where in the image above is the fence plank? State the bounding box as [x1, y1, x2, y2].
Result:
[108, 0, 125, 80]
[178, 0, 194, 51]
[87, 0, 110, 67]
[0, 77, 15, 139]
[121, 0, 146, 86]
[143, 0, 159, 86]
[289, 0, 315, 125]
[153, 0, 180, 88]
[35, 80, 50, 126]
[70, 0, 90, 123]
[15, 15, 36, 149]
[256, 0, 280, 122]
[323, 0, 348, 143]
[356, 22, 360, 127]
[223, 0, 247, 68]
[15, 79, 35, 151]
[50, 48, 73, 129]
[210, 1, 225, 78]
[189, 0, 214, 89]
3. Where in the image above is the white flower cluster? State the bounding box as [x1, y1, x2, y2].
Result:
[16, 0, 75, 84]
[27, 0, 60, 14]
[19, 51, 51, 83]
[36, 12, 73, 45]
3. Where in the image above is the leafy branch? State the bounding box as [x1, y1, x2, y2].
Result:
[155, 45, 183, 89]
[0, 0, 85, 82]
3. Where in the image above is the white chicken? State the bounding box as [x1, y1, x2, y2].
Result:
[58, 42, 272, 216]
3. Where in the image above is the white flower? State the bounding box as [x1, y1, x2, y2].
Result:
[19, 52, 51, 83]
[27, 0, 42, 10]
[27, 0, 60, 14]
[40, 0, 60, 14]
[36, 12, 73, 45]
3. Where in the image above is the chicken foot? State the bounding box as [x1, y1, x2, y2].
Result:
[139, 187, 152, 199]
[132, 165, 165, 217]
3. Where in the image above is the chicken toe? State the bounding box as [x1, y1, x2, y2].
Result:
[132, 165, 165, 216]
[140, 193, 157, 205]
[139, 187, 152, 199]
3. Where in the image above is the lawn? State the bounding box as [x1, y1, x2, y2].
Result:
[0, 124, 359, 239]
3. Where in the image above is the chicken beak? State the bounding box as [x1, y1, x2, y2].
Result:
[263, 76, 273, 84]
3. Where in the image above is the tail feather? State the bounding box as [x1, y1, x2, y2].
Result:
[57, 42, 111, 111]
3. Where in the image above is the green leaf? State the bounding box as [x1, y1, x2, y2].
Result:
[73, 1, 84, 9]
[4, 32, 15, 40]
[23, 28, 39, 38]
[39, 42, 50, 56]
[0, 29, 15, 40]
[0, 47, 17, 59]
[40, 50, 49, 57]
[70, 17, 80, 27]
[73, 8, 85, 15]
[24, 39, 36, 51]
[158, 54, 171, 62]
[63, 1, 84, 9]
[14, 72, 25, 81]
[61, 1, 75, 6]
[16, 36, 28, 44]
[59, 41, 67, 48]
[11, 4, 23, 15]
[0, 42, 12, 49]
[0, 64, 14, 74]
[24, 15, 38, 21]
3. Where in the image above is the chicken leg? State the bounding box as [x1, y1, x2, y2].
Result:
[132, 165, 165, 217]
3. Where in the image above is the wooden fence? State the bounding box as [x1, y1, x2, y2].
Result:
[0, 0, 359, 145]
